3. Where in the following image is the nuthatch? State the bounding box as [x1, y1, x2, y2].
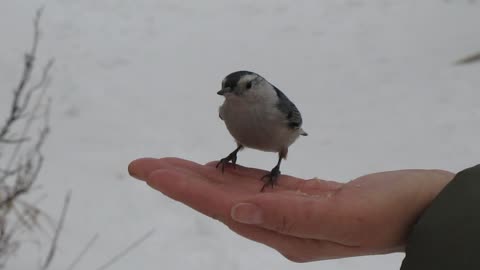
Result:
[216, 71, 307, 191]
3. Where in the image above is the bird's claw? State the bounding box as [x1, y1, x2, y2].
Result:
[260, 166, 281, 192]
[215, 154, 237, 173]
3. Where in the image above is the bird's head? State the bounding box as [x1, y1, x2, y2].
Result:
[217, 71, 265, 98]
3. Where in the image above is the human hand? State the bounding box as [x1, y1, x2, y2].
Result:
[128, 157, 454, 262]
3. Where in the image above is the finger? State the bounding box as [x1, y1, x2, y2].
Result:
[129, 157, 223, 182]
[130, 158, 270, 192]
[225, 220, 365, 262]
[131, 157, 338, 193]
[206, 161, 293, 181]
[292, 178, 344, 194]
[128, 157, 170, 181]
[206, 161, 343, 194]
[146, 168, 246, 220]
[205, 161, 307, 189]
[205, 161, 267, 176]
[163, 158, 294, 192]
[230, 192, 360, 246]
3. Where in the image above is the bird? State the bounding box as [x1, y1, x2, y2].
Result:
[215, 70, 307, 191]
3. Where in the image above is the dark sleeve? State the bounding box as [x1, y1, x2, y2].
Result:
[401, 165, 480, 270]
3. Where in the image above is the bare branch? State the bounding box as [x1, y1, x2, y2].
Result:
[0, 7, 44, 140]
[11, 204, 37, 232]
[0, 7, 56, 268]
[66, 233, 100, 270]
[41, 191, 71, 270]
[0, 167, 22, 179]
[21, 59, 54, 115]
[95, 229, 156, 270]
[3, 87, 50, 178]
[456, 51, 480, 65]
[0, 138, 30, 144]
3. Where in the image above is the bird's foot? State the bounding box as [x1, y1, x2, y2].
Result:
[215, 153, 237, 173]
[260, 165, 281, 192]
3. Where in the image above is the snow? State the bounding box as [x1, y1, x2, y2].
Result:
[1, 0, 479, 269]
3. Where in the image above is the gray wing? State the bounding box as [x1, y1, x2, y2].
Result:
[273, 86, 303, 130]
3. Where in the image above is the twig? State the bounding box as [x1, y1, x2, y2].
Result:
[95, 229, 156, 270]
[41, 191, 71, 270]
[0, 6, 55, 268]
[4, 76, 51, 173]
[66, 233, 100, 270]
[0, 7, 44, 140]
[14, 198, 53, 237]
[0, 167, 22, 179]
[21, 59, 54, 113]
[0, 138, 30, 144]
[456, 51, 480, 65]
[11, 204, 37, 231]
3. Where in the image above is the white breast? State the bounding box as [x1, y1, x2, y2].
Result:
[219, 94, 301, 153]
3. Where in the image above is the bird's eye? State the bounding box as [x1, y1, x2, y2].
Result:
[246, 81, 252, 89]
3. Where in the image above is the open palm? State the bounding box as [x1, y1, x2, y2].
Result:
[128, 157, 453, 262]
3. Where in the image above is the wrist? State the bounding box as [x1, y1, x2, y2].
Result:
[417, 170, 455, 209]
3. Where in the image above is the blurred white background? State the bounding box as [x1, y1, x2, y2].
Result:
[1, 0, 479, 269]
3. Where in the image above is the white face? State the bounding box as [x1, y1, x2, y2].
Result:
[222, 74, 261, 96]
[222, 74, 277, 104]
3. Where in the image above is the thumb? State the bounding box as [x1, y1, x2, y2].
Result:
[230, 192, 357, 246]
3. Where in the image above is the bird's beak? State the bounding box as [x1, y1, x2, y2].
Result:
[217, 87, 231, 96]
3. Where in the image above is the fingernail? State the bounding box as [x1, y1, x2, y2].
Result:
[128, 163, 141, 180]
[231, 203, 263, 224]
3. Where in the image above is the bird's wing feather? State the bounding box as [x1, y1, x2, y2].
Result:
[273, 86, 303, 129]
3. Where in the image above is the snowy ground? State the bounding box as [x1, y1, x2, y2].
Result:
[1, 0, 480, 269]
